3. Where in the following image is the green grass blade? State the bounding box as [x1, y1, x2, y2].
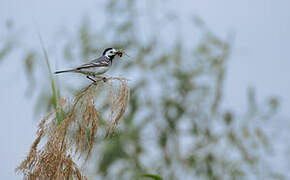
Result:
[37, 32, 62, 125]
[141, 174, 163, 180]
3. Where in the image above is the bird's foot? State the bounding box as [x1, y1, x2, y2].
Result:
[102, 77, 107, 82]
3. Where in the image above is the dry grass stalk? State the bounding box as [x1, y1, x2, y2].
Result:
[16, 78, 130, 179]
[107, 78, 130, 135]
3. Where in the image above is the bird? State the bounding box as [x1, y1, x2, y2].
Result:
[54, 48, 122, 82]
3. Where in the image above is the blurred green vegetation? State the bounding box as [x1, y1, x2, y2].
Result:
[1, 0, 284, 179]
[0, 20, 16, 63]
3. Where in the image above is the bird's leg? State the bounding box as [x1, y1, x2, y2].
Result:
[94, 75, 107, 82]
[86, 76, 96, 83]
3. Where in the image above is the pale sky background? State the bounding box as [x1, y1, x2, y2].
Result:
[0, 0, 290, 179]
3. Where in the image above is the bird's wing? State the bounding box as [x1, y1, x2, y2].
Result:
[75, 56, 110, 70]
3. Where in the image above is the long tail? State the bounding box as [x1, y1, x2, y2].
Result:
[54, 69, 75, 74]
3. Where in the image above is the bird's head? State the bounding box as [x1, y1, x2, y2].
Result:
[103, 48, 120, 60]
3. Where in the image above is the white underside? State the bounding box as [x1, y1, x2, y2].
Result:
[77, 66, 110, 76]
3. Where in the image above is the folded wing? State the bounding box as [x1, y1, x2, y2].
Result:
[76, 57, 110, 70]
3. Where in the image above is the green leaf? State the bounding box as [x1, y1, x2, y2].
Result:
[38, 32, 63, 125]
[141, 174, 163, 180]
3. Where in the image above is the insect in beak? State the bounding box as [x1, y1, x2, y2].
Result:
[116, 49, 129, 58]
[116, 51, 123, 57]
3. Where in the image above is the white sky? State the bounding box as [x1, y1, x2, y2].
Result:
[1, 0, 290, 179]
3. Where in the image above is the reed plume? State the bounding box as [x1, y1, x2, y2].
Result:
[16, 77, 130, 179]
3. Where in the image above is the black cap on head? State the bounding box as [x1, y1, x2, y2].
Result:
[103, 48, 113, 55]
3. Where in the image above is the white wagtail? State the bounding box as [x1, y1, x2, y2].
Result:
[54, 48, 123, 82]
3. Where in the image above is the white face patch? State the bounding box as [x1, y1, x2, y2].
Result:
[105, 49, 117, 57]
